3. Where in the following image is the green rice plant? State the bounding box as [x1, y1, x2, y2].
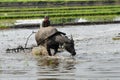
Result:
[0, 5, 120, 13]
[0, 0, 119, 2]
[1, 7, 120, 16]
[0, 11, 120, 20]
[0, 25, 8, 28]
[0, 4, 120, 27]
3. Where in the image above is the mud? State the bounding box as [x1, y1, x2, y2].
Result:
[0, 24, 120, 80]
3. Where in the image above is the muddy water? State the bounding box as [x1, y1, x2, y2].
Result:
[0, 24, 120, 80]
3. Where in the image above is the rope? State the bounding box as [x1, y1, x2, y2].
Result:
[24, 31, 36, 48]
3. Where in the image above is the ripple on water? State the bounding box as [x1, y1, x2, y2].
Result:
[0, 24, 120, 80]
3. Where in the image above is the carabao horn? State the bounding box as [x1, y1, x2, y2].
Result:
[71, 35, 73, 41]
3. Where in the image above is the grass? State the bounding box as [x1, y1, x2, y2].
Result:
[0, 0, 119, 2]
[0, 5, 120, 28]
[1, 5, 120, 19]
[1, 5, 120, 12]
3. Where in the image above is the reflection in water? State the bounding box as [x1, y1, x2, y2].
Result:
[0, 24, 120, 80]
[36, 56, 60, 68]
[35, 56, 76, 80]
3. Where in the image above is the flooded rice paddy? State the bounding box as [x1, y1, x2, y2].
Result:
[0, 24, 120, 80]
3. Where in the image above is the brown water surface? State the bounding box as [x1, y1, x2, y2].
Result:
[0, 24, 120, 80]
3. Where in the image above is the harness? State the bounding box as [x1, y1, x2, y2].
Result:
[38, 31, 66, 45]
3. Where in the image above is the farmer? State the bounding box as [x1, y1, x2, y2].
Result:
[42, 16, 51, 27]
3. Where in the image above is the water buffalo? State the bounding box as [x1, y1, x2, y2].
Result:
[35, 27, 76, 56]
